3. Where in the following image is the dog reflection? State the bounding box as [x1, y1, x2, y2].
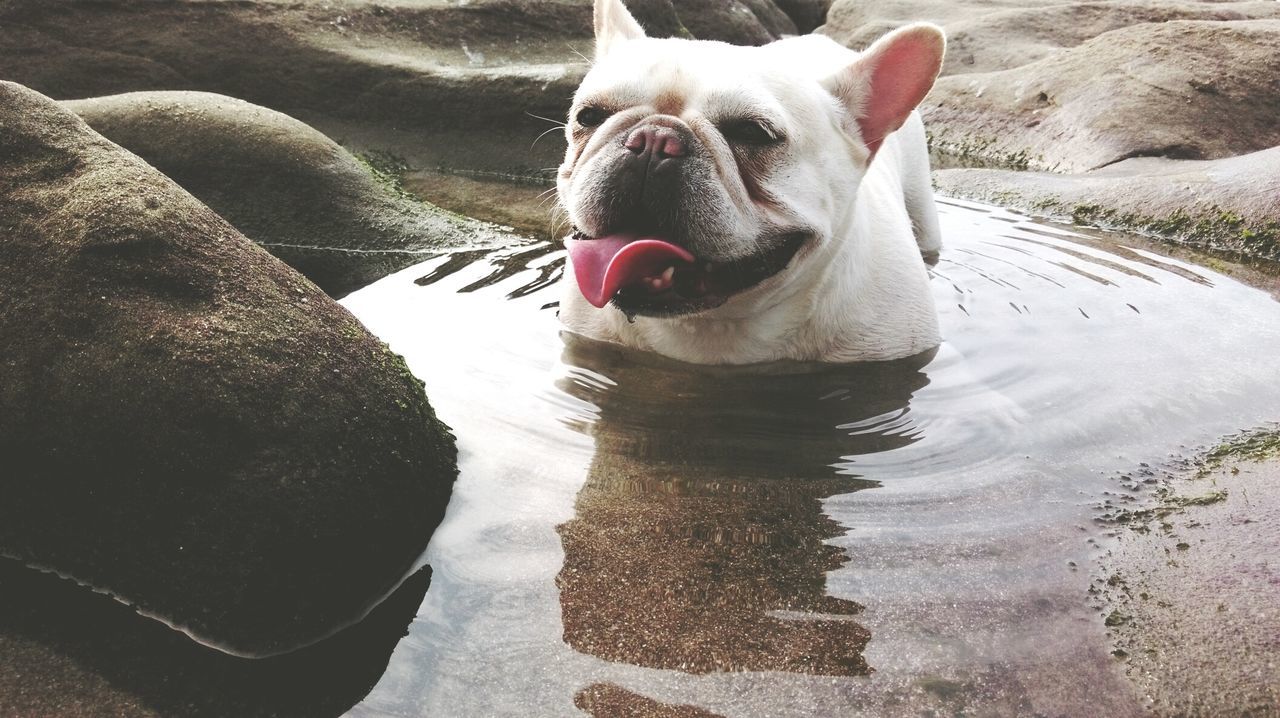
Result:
[555, 339, 931, 675]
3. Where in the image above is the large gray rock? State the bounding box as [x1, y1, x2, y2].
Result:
[823, 0, 1280, 75]
[824, 2, 1280, 171]
[0, 0, 805, 178]
[0, 0, 590, 176]
[0, 81, 456, 656]
[672, 0, 797, 44]
[824, 0, 1280, 262]
[777, 0, 833, 33]
[0, 0, 586, 126]
[922, 20, 1280, 172]
[933, 148, 1280, 260]
[63, 91, 518, 296]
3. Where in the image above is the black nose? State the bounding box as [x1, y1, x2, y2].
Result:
[624, 125, 688, 159]
[620, 123, 690, 197]
[600, 121, 696, 239]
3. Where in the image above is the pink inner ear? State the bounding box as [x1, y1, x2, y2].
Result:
[857, 28, 944, 154]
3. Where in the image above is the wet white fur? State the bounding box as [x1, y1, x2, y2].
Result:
[558, 2, 943, 364]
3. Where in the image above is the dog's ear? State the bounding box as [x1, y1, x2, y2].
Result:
[821, 23, 945, 157]
[594, 0, 646, 60]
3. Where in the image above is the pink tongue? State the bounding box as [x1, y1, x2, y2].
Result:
[565, 234, 695, 308]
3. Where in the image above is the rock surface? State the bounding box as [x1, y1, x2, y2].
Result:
[672, 0, 797, 44]
[0, 81, 456, 656]
[922, 20, 1280, 172]
[775, 0, 833, 33]
[0, 0, 581, 125]
[64, 91, 517, 296]
[0, 0, 816, 178]
[823, 0, 1280, 261]
[1096, 429, 1280, 716]
[823, 2, 1280, 171]
[0, 559, 432, 718]
[823, 0, 1280, 75]
[934, 148, 1280, 260]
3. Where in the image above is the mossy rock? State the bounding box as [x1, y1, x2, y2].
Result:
[0, 81, 456, 656]
[932, 147, 1280, 262]
[63, 91, 519, 297]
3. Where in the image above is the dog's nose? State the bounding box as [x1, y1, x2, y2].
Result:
[624, 126, 687, 159]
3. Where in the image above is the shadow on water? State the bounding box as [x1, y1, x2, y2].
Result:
[0, 558, 430, 718]
[554, 338, 933, 676]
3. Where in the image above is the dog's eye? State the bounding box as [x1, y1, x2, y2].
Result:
[575, 106, 612, 128]
[721, 119, 781, 146]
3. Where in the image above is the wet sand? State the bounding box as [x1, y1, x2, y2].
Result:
[1097, 431, 1280, 716]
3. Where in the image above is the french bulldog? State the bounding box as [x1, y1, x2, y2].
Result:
[557, 0, 946, 365]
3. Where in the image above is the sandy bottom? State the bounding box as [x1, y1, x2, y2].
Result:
[1097, 436, 1280, 716]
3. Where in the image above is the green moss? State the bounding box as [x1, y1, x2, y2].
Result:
[350, 151, 501, 236]
[1030, 197, 1064, 213]
[1101, 465, 1233, 528]
[1059, 204, 1280, 262]
[378, 345, 425, 393]
[1003, 150, 1034, 172]
[1071, 203, 1118, 225]
[1199, 428, 1280, 475]
[1167, 490, 1228, 508]
[353, 149, 414, 202]
[987, 189, 1025, 207]
[1103, 428, 1280, 534]
[926, 132, 1045, 171]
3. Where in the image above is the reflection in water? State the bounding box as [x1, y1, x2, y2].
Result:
[340, 199, 1280, 717]
[0, 558, 431, 718]
[555, 341, 931, 676]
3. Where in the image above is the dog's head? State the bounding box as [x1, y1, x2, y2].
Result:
[557, 0, 944, 318]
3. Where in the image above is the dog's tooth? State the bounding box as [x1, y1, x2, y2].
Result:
[661, 266, 675, 282]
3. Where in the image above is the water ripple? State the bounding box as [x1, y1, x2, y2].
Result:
[341, 199, 1280, 717]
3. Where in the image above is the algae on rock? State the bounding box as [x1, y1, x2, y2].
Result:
[0, 81, 457, 656]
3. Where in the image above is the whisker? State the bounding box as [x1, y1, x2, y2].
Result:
[546, 206, 571, 238]
[565, 43, 591, 64]
[525, 111, 567, 127]
[533, 187, 565, 214]
[531, 125, 565, 150]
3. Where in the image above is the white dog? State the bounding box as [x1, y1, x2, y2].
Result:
[557, 0, 945, 364]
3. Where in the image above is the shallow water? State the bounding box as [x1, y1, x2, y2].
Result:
[340, 198, 1280, 717]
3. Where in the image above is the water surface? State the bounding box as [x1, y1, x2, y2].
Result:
[341, 198, 1280, 716]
